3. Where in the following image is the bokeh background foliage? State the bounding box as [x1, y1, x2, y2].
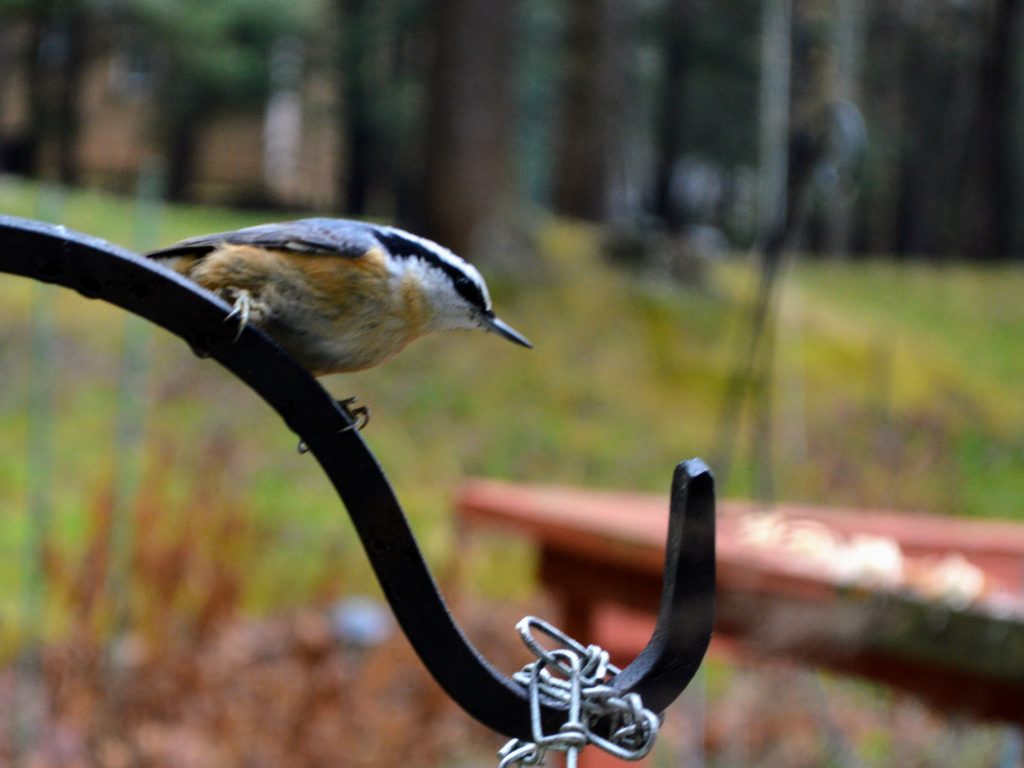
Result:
[1, 0, 1023, 764]
[0, 175, 1020, 635]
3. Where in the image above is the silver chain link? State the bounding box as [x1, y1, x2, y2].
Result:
[497, 617, 661, 767]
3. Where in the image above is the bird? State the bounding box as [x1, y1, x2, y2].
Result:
[146, 217, 533, 377]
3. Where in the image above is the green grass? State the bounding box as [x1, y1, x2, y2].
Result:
[775, 260, 1024, 515]
[0, 174, 1021, 643]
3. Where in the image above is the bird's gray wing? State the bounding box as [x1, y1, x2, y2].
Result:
[146, 218, 380, 260]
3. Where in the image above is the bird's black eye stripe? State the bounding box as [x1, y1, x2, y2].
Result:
[446, 268, 492, 313]
[452, 274, 486, 308]
[438, 265, 488, 312]
[372, 228, 490, 312]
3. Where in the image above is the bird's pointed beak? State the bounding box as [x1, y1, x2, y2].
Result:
[484, 315, 533, 349]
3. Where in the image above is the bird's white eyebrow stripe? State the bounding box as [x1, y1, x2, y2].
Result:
[377, 226, 464, 271]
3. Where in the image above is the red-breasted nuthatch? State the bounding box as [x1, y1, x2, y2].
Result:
[147, 218, 532, 375]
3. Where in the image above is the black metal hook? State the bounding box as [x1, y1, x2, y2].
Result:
[0, 214, 715, 739]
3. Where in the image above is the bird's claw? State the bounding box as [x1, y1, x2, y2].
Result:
[224, 289, 252, 341]
[297, 397, 370, 453]
[337, 397, 370, 432]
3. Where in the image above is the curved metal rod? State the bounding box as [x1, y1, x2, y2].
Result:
[0, 215, 715, 738]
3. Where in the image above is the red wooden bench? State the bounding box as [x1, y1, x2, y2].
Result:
[456, 478, 1024, 748]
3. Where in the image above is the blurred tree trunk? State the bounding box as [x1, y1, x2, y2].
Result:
[336, 0, 377, 216]
[162, 84, 209, 202]
[969, 0, 1021, 258]
[824, 0, 864, 258]
[22, 13, 46, 176]
[54, 15, 86, 186]
[20, 10, 86, 184]
[758, 0, 792, 239]
[651, 0, 692, 232]
[165, 114, 200, 202]
[420, 0, 515, 256]
[552, 0, 619, 221]
[891, 19, 932, 257]
[881, 12, 949, 257]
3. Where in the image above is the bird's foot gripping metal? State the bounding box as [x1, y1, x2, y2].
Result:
[0, 215, 716, 748]
[297, 398, 369, 454]
[336, 397, 370, 431]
